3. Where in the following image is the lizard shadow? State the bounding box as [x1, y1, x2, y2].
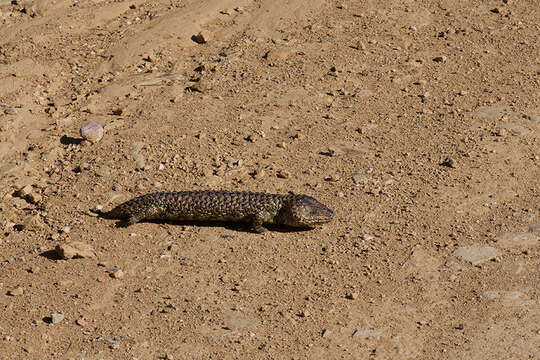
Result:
[113, 219, 313, 234]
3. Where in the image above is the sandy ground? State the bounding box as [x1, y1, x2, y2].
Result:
[0, 0, 539, 358]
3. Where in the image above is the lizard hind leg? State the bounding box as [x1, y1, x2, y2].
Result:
[250, 213, 268, 233]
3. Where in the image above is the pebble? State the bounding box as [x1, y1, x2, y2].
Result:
[188, 78, 211, 93]
[17, 214, 40, 230]
[440, 156, 456, 168]
[351, 174, 368, 184]
[495, 232, 538, 249]
[110, 269, 125, 279]
[80, 121, 104, 143]
[276, 170, 290, 179]
[50, 313, 64, 324]
[4, 108, 17, 115]
[16, 184, 33, 198]
[56, 241, 96, 259]
[55, 117, 73, 127]
[452, 246, 500, 265]
[346, 292, 358, 300]
[26, 192, 42, 204]
[193, 30, 212, 44]
[264, 48, 294, 63]
[352, 329, 381, 339]
[362, 234, 374, 241]
[8, 286, 24, 296]
[432, 56, 447, 63]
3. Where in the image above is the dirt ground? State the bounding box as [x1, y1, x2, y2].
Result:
[0, 0, 538, 358]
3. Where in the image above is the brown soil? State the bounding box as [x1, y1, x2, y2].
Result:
[0, 0, 538, 359]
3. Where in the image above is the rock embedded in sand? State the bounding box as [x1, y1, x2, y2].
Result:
[452, 246, 500, 265]
[193, 30, 212, 44]
[56, 241, 96, 259]
[80, 121, 104, 143]
[352, 329, 381, 339]
[26, 192, 42, 204]
[50, 313, 64, 324]
[16, 184, 33, 198]
[7, 286, 24, 296]
[110, 269, 125, 279]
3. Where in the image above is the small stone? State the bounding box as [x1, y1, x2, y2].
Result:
[110, 269, 125, 279]
[133, 153, 146, 170]
[346, 292, 358, 300]
[103, 339, 118, 346]
[58, 280, 73, 287]
[276, 170, 290, 179]
[8, 286, 24, 296]
[50, 313, 64, 324]
[452, 246, 500, 265]
[16, 185, 33, 198]
[362, 234, 374, 241]
[80, 121, 104, 143]
[26, 192, 42, 204]
[193, 30, 212, 44]
[6, 257, 15, 264]
[17, 214, 41, 230]
[187, 78, 211, 93]
[264, 48, 294, 63]
[351, 173, 367, 184]
[55, 117, 73, 127]
[440, 156, 456, 168]
[433, 56, 447, 63]
[76, 317, 87, 327]
[4, 108, 17, 115]
[56, 241, 96, 259]
[352, 329, 381, 339]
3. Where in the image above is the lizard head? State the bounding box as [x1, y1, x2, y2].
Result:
[280, 195, 334, 228]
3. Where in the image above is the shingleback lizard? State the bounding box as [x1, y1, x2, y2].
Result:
[101, 190, 334, 233]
